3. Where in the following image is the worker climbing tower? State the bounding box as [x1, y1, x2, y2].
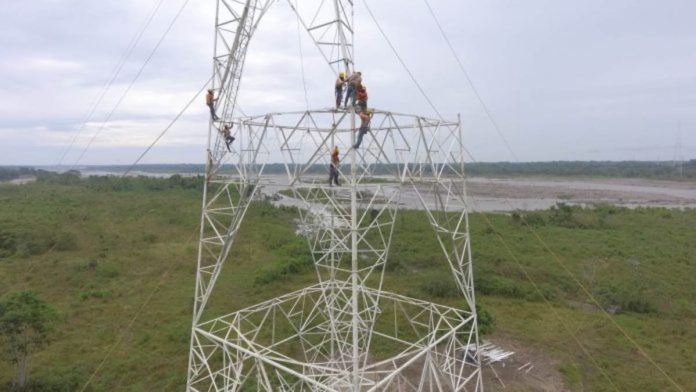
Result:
[187, 1, 483, 390]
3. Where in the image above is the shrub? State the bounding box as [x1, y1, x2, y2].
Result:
[254, 256, 312, 285]
[476, 305, 495, 335]
[79, 289, 112, 300]
[254, 269, 283, 285]
[509, 211, 546, 227]
[549, 203, 579, 228]
[0, 232, 17, 258]
[53, 232, 78, 251]
[524, 212, 546, 226]
[594, 284, 657, 314]
[624, 298, 657, 314]
[510, 211, 522, 225]
[525, 283, 558, 301]
[476, 275, 529, 299]
[72, 259, 98, 272]
[559, 363, 582, 388]
[12, 368, 84, 391]
[420, 279, 460, 298]
[16, 241, 50, 257]
[96, 262, 119, 279]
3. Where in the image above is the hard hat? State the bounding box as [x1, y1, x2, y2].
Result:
[339, 72, 345, 77]
[366, 108, 374, 114]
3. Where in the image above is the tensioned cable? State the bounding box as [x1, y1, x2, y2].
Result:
[361, 0, 482, 166]
[419, 2, 684, 389]
[57, 0, 168, 166]
[361, 0, 443, 120]
[470, 202, 620, 391]
[526, 225, 684, 391]
[78, 228, 199, 392]
[121, 76, 213, 177]
[421, 0, 519, 162]
[69, 0, 192, 170]
[359, 1, 677, 389]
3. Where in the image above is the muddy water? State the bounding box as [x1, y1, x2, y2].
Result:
[259, 175, 696, 212]
[6, 171, 694, 212]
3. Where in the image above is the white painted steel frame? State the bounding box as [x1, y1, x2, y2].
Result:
[188, 1, 482, 390]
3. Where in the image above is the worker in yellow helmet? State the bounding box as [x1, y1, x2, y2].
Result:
[335, 72, 346, 109]
[344, 71, 362, 108]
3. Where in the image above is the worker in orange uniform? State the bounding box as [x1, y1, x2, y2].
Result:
[329, 146, 340, 186]
[356, 84, 368, 112]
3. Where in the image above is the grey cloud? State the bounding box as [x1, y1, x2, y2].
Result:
[1, 0, 695, 164]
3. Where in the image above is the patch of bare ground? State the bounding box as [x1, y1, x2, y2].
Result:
[482, 334, 568, 392]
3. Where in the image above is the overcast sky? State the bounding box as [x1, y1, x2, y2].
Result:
[1, 0, 694, 165]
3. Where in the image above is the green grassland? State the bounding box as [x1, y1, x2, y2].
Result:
[0, 174, 694, 391]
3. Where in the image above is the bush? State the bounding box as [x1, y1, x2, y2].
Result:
[96, 263, 119, 279]
[254, 268, 283, 285]
[510, 211, 546, 227]
[549, 203, 579, 228]
[72, 258, 98, 272]
[476, 275, 529, 299]
[53, 232, 78, 251]
[525, 283, 558, 301]
[35, 171, 204, 192]
[6, 368, 84, 391]
[476, 305, 495, 335]
[0, 232, 17, 258]
[594, 284, 657, 314]
[79, 289, 112, 300]
[16, 241, 50, 257]
[525, 212, 546, 226]
[254, 256, 312, 285]
[624, 299, 656, 314]
[420, 279, 460, 298]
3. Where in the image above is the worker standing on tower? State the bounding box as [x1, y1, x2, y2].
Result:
[353, 108, 373, 149]
[335, 72, 346, 109]
[206, 89, 220, 121]
[344, 71, 362, 108]
[329, 146, 340, 186]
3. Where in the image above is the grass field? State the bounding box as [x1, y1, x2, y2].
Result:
[0, 175, 694, 391]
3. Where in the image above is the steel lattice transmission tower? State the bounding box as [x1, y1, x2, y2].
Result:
[187, 1, 483, 390]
